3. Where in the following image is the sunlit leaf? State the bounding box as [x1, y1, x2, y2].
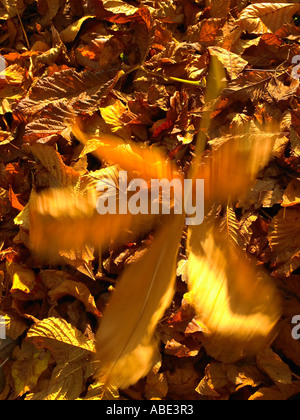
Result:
[186, 219, 281, 363]
[95, 215, 184, 389]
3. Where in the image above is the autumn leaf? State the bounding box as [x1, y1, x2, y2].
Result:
[12, 342, 51, 397]
[186, 219, 281, 363]
[72, 121, 178, 181]
[30, 144, 80, 188]
[208, 46, 248, 80]
[48, 279, 101, 317]
[26, 317, 96, 400]
[102, 0, 139, 17]
[7, 261, 36, 296]
[95, 215, 184, 389]
[196, 122, 278, 204]
[237, 3, 300, 35]
[268, 208, 300, 277]
[59, 16, 96, 44]
[256, 347, 293, 388]
[282, 180, 300, 207]
[29, 171, 158, 259]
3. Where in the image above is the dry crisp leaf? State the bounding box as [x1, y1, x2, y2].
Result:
[59, 16, 96, 44]
[7, 261, 36, 296]
[102, 0, 139, 17]
[282, 180, 300, 207]
[249, 381, 300, 401]
[26, 317, 96, 400]
[48, 280, 101, 317]
[30, 144, 80, 188]
[268, 208, 300, 276]
[226, 362, 265, 390]
[256, 347, 292, 387]
[237, 3, 300, 34]
[208, 46, 248, 80]
[11, 341, 51, 397]
[196, 363, 229, 398]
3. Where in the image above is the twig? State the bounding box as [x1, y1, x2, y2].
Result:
[16, 10, 30, 50]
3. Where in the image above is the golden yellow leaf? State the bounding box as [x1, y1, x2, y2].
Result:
[12, 341, 51, 397]
[95, 215, 185, 389]
[196, 123, 278, 204]
[26, 317, 96, 400]
[195, 363, 229, 398]
[48, 280, 101, 317]
[100, 98, 128, 132]
[186, 220, 281, 363]
[102, 0, 139, 16]
[226, 362, 265, 390]
[72, 121, 178, 181]
[29, 185, 157, 259]
[256, 347, 292, 387]
[59, 16, 95, 44]
[282, 180, 300, 207]
[7, 261, 36, 295]
[208, 46, 248, 80]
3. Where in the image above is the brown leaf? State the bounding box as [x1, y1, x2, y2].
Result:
[48, 280, 101, 317]
[196, 363, 229, 398]
[208, 46, 248, 80]
[282, 180, 300, 207]
[256, 347, 293, 387]
[237, 3, 300, 34]
[268, 208, 300, 276]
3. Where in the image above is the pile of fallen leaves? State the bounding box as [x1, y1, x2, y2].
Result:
[0, 0, 300, 400]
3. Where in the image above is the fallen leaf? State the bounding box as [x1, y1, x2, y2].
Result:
[237, 3, 300, 35]
[256, 347, 293, 387]
[48, 280, 101, 317]
[26, 317, 96, 400]
[12, 341, 51, 397]
[282, 180, 300, 207]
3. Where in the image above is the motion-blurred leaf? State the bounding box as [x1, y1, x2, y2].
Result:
[95, 216, 184, 389]
[186, 220, 281, 363]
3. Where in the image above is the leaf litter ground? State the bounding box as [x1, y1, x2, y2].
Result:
[0, 0, 300, 401]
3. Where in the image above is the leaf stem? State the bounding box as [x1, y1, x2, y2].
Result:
[139, 67, 206, 87]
